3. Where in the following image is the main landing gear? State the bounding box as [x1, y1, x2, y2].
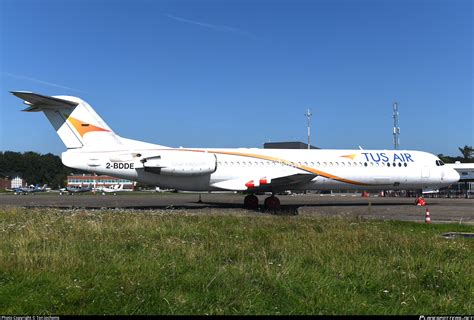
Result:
[243, 194, 281, 210]
[264, 195, 281, 210]
[244, 194, 259, 209]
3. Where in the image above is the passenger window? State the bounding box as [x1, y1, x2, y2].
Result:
[404, 163, 407, 167]
[398, 163, 402, 167]
[387, 163, 390, 167]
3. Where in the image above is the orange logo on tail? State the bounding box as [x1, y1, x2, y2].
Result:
[66, 115, 110, 137]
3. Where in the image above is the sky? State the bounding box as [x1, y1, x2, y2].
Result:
[0, 0, 472, 157]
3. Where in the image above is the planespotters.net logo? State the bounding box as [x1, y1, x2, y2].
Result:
[419, 316, 474, 320]
[1, 317, 59, 320]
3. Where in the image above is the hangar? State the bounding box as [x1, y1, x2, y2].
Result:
[67, 174, 135, 190]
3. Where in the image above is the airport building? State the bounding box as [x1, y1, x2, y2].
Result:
[11, 175, 26, 189]
[67, 174, 135, 190]
[0, 173, 26, 189]
[264, 141, 319, 149]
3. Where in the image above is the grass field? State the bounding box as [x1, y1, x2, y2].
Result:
[0, 208, 472, 315]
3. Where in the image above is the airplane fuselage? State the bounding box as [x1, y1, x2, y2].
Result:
[62, 146, 460, 192]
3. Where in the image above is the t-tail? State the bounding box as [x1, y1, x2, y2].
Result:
[11, 91, 122, 149]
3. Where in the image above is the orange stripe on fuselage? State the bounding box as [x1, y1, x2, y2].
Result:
[175, 149, 369, 186]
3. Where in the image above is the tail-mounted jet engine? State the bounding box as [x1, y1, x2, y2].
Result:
[137, 150, 217, 176]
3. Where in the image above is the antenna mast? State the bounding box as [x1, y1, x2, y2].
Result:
[393, 102, 400, 149]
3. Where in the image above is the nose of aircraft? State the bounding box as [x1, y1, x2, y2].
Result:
[446, 168, 460, 184]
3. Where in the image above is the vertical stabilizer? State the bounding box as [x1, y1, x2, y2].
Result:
[11, 91, 122, 149]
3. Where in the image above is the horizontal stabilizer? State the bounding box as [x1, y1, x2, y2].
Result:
[11, 91, 79, 111]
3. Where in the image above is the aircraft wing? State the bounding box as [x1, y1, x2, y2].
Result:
[211, 173, 316, 192]
[11, 91, 79, 111]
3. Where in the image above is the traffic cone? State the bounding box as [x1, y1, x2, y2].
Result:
[425, 208, 431, 224]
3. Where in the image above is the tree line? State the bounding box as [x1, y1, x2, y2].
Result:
[0, 146, 472, 188]
[0, 151, 72, 188]
[438, 145, 474, 164]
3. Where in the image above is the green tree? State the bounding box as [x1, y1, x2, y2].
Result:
[458, 145, 473, 161]
[0, 151, 73, 188]
[437, 154, 455, 164]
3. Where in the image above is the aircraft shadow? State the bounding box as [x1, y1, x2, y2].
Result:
[21, 200, 427, 216]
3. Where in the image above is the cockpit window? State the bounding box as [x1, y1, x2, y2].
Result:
[435, 160, 445, 166]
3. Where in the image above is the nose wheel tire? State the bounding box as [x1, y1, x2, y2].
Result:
[264, 196, 281, 210]
[244, 194, 259, 209]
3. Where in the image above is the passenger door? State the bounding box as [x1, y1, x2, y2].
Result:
[421, 165, 430, 178]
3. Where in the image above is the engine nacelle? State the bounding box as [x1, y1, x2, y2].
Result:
[140, 150, 217, 176]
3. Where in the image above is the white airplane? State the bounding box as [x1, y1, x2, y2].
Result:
[11, 91, 460, 209]
[60, 185, 93, 195]
[95, 184, 132, 195]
